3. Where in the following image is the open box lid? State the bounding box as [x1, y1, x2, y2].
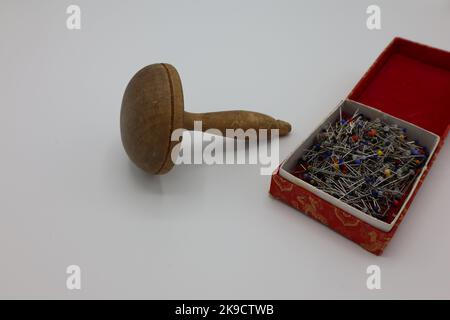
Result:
[348, 37, 450, 140]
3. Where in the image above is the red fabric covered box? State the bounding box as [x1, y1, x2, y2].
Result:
[269, 37, 450, 255]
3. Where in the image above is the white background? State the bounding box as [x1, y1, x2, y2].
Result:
[0, 0, 449, 299]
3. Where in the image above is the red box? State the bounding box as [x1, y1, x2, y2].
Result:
[269, 37, 450, 255]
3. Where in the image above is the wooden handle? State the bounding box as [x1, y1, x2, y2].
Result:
[183, 111, 292, 136]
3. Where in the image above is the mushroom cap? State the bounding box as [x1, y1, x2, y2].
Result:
[120, 63, 184, 174]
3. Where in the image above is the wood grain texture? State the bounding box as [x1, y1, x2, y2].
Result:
[184, 111, 291, 136]
[120, 63, 292, 174]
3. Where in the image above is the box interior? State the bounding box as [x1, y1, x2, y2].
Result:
[280, 100, 440, 232]
[349, 37, 450, 139]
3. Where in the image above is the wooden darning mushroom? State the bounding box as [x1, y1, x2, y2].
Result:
[120, 63, 292, 174]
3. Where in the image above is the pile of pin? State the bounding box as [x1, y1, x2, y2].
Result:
[293, 110, 429, 222]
